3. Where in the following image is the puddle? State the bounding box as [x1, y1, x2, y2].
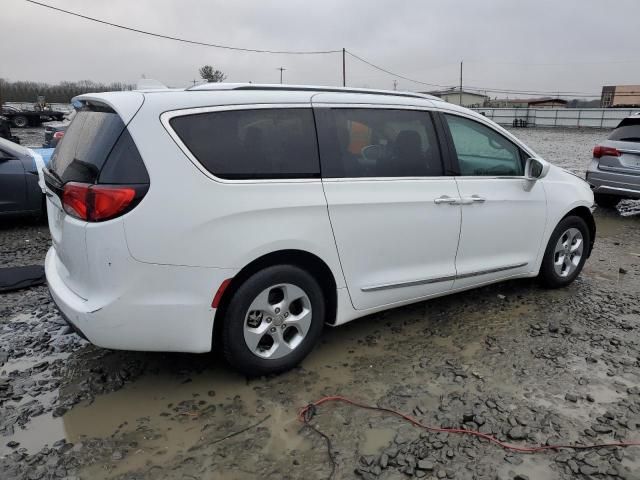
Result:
[595, 212, 627, 238]
[0, 412, 66, 456]
[498, 455, 556, 479]
[360, 427, 396, 455]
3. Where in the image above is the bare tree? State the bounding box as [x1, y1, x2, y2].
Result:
[199, 65, 227, 83]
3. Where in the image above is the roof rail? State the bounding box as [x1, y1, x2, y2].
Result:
[186, 83, 440, 101]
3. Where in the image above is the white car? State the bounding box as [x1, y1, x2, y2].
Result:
[43, 84, 595, 375]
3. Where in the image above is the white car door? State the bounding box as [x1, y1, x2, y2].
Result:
[441, 113, 546, 289]
[315, 105, 462, 310]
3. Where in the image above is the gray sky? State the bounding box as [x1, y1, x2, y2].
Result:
[2, 0, 639, 98]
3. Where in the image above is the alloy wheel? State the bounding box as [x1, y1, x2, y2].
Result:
[553, 227, 584, 278]
[243, 283, 312, 359]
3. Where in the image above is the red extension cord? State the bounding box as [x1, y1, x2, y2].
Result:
[298, 395, 640, 454]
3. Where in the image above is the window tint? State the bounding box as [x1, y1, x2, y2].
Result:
[49, 108, 126, 183]
[170, 108, 320, 180]
[316, 108, 443, 178]
[99, 130, 150, 184]
[609, 118, 640, 142]
[445, 114, 523, 176]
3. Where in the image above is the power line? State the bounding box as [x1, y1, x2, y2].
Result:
[24, 0, 340, 55]
[345, 50, 616, 98]
[345, 50, 453, 89]
[20, 0, 639, 99]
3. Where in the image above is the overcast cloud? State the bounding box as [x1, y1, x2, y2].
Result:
[1, 0, 639, 97]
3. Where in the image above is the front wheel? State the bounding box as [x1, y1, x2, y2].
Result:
[222, 265, 325, 376]
[539, 216, 590, 288]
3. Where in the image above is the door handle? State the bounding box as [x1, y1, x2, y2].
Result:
[434, 195, 458, 205]
[452, 195, 486, 205]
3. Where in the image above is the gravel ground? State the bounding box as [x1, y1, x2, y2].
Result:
[1, 127, 640, 480]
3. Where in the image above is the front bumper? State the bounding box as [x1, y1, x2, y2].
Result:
[45, 247, 236, 353]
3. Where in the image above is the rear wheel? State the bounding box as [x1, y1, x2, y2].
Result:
[594, 193, 620, 209]
[222, 265, 324, 376]
[539, 215, 590, 288]
[12, 115, 28, 128]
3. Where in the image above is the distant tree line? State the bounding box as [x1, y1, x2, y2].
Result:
[0, 79, 134, 104]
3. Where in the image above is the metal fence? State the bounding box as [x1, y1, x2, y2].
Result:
[473, 107, 640, 129]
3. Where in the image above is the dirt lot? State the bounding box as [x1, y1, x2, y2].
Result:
[2, 128, 640, 479]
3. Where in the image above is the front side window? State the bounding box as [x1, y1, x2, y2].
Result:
[170, 108, 320, 180]
[316, 108, 443, 178]
[444, 114, 523, 176]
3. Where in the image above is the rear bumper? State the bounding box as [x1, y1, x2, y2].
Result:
[45, 247, 236, 353]
[586, 165, 640, 199]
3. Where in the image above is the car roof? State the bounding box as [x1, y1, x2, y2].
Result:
[0, 136, 30, 156]
[75, 83, 504, 130]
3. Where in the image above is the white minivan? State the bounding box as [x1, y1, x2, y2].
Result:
[44, 84, 595, 375]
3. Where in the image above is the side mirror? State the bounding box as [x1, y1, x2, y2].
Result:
[525, 157, 549, 180]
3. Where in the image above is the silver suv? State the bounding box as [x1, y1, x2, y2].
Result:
[587, 115, 640, 208]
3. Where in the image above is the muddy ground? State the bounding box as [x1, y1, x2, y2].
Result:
[2, 128, 640, 480]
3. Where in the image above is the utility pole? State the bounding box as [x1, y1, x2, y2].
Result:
[192, 79, 197, 86]
[342, 48, 346, 87]
[459, 60, 463, 107]
[393, 80, 398, 91]
[277, 67, 286, 84]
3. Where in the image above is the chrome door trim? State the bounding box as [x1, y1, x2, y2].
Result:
[361, 262, 528, 292]
[361, 274, 457, 292]
[455, 262, 528, 280]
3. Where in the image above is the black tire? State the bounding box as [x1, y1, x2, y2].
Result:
[12, 115, 28, 128]
[594, 193, 620, 209]
[539, 215, 590, 288]
[222, 265, 325, 376]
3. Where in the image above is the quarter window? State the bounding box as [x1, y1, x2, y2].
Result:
[316, 108, 443, 178]
[444, 114, 523, 176]
[169, 108, 320, 180]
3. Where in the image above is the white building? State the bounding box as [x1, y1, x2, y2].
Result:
[422, 88, 488, 107]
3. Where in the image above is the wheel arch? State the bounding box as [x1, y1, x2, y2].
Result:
[212, 249, 338, 348]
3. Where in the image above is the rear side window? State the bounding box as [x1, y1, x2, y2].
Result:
[315, 108, 443, 178]
[169, 108, 320, 180]
[609, 118, 640, 142]
[49, 104, 148, 184]
[99, 130, 149, 184]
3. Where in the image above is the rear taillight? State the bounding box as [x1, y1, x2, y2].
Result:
[593, 145, 620, 158]
[62, 182, 144, 222]
[53, 131, 65, 140]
